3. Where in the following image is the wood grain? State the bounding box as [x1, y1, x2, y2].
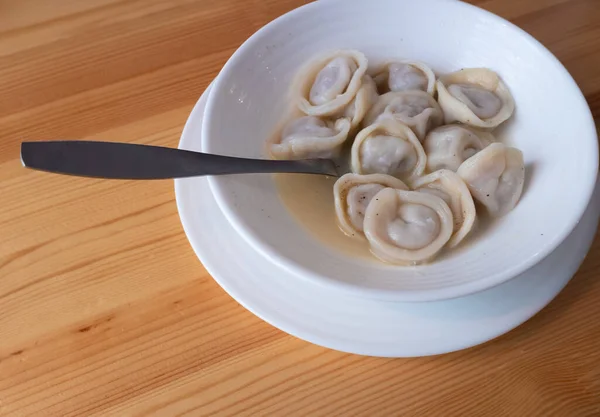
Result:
[1, 0, 599, 415]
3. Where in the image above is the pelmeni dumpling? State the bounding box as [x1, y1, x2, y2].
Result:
[363, 188, 454, 264]
[424, 124, 494, 172]
[362, 91, 444, 140]
[457, 143, 525, 217]
[270, 115, 351, 159]
[351, 118, 426, 182]
[436, 68, 515, 128]
[334, 173, 408, 238]
[295, 50, 369, 117]
[411, 170, 476, 247]
[372, 61, 436, 95]
[339, 74, 379, 129]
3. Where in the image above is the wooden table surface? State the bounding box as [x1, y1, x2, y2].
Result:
[1, 0, 599, 415]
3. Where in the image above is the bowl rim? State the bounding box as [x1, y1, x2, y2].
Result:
[202, 0, 599, 302]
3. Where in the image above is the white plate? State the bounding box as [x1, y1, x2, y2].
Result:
[175, 84, 600, 357]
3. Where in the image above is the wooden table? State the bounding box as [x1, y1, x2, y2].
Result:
[1, 0, 599, 415]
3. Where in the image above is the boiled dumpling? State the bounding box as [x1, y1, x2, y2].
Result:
[339, 74, 379, 129]
[436, 68, 515, 128]
[457, 143, 525, 217]
[411, 169, 476, 247]
[351, 118, 426, 182]
[362, 90, 443, 140]
[270, 115, 351, 159]
[424, 124, 494, 172]
[334, 173, 408, 238]
[295, 50, 369, 117]
[363, 188, 454, 264]
[372, 61, 436, 95]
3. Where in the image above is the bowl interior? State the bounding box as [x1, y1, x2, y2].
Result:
[202, 0, 598, 301]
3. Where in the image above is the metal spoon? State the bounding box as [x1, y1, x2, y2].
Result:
[20, 141, 340, 179]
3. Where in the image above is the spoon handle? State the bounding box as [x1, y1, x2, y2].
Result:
[20, 141, 338, 179]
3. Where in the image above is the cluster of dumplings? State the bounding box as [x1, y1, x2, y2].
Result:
[269, 50, 525, 265]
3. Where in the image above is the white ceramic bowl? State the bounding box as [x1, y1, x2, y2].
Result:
[202, 0, 598, 302]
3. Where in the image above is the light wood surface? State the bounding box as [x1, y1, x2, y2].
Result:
[1, 0, 599, 415]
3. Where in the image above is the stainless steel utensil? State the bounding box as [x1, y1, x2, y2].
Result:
[20, 141, 340, 179]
